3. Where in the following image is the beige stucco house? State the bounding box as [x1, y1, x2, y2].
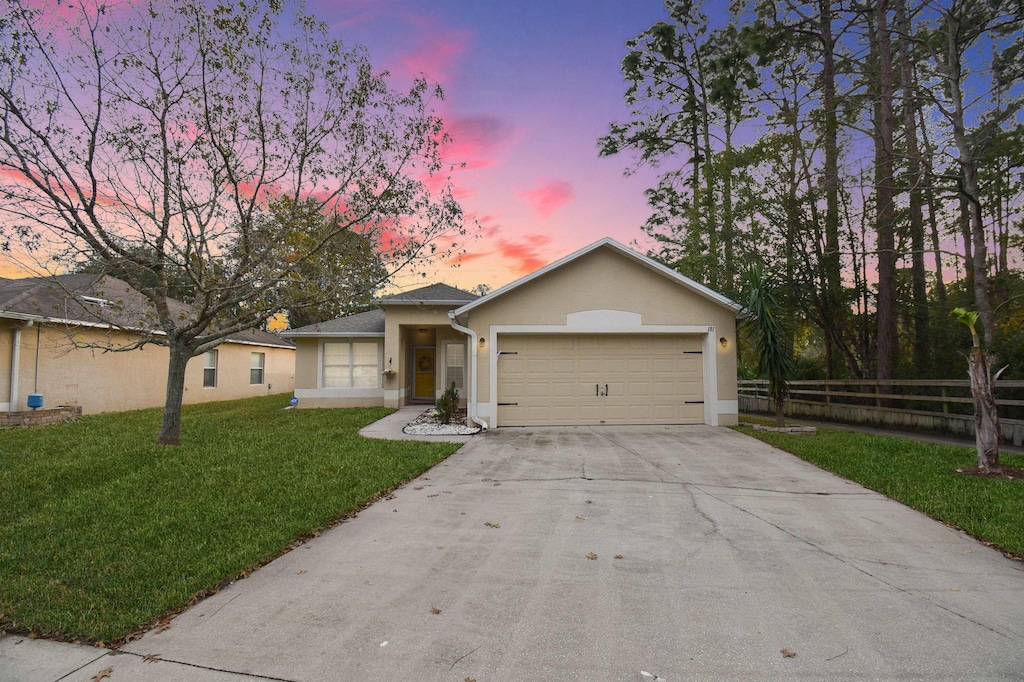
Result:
[0, 274, 295, 415]
[285, 238, 742, 428]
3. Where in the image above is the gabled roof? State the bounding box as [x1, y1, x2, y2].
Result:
[377, 282, 478, 306]
[0, 274, 294, 349]
[453, 238, 743, 317]
[282, 308, 385, 338]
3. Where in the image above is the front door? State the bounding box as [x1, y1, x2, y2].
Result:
[413, 347, 436, 401]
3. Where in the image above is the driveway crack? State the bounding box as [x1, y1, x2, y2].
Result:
[586, 429, 1024, 643]
[117, 650, 302, 681]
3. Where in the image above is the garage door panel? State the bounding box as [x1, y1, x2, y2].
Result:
[527, 358, 554, 373]
[502, 355, 526, 373]
[603, 358, 628, 375]
[652, 404, 681, 420]
[576, 357, 602, 373]
[628, 357, 652, 372]
[627, 383, 651, 398]
[551, 381, 576, 397]
[500, 380, 526, 399]
[680, 404, 704, 421]
[497, 334, 705, 427]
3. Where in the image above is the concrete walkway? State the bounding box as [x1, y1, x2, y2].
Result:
[7, 424, 1022, 681]
[357, 405, 475, 444]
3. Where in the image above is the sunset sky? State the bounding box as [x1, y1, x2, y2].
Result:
[307, 0, 682, 292]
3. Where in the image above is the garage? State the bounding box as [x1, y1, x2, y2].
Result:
[445, 238, 740, 429]
[496, 333, 704, 426]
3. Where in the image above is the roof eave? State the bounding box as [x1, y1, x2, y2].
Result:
[280, 331, 385, 338]
[0, 310, 45, 323]
[377, 300, 473, 307]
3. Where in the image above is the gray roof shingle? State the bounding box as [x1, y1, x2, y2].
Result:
[282, 308, 385, 337]
[377, 283, 478, 305]
[0, 274, 293, 349]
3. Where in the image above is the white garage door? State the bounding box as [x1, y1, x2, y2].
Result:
[496, 334, 704, 426]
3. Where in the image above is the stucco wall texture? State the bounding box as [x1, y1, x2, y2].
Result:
[1, 321, 294, 414]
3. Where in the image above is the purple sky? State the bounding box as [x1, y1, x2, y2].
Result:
[308, 0, 677, 290]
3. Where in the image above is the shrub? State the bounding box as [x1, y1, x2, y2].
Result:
[435, 382, 459, 424]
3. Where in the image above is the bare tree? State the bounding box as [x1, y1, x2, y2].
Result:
[917, 0, 1023, 349]
[0, 0, 466, 444]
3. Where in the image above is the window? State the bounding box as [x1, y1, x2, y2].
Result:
[445, 343, 465, 392]
[203, 350, 217, 388]
[250, 352, 265, 385]
[323, 341, 380, 388]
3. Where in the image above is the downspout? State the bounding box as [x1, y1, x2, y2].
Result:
[10, 321, 33, 413]
[448, 311, 488, 430]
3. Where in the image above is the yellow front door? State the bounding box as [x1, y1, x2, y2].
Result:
[413, 347, 435, 400]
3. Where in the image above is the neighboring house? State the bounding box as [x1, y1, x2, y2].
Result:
[284, 238, 742, 428]
[0, 274, 294, 414]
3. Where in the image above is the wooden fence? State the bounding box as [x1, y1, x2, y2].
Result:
[738, 379, 1024, 447]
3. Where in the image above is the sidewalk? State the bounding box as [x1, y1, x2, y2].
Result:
[1, 407, 477, 682]
[0, 635, 109, 682]
[748, 414, 1024, 455]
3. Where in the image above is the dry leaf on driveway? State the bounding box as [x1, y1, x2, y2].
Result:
[781, 648, 797, 658]
[91, 668, 113, 682]
[586, 552, 598, 560]
[430, 607, 441, 615]
[142, 653, 161, 663]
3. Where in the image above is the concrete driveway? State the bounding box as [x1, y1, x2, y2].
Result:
[19, 426, 1024, 681]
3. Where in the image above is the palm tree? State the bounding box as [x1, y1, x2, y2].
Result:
[950, 308, 1002, 474]
[741, 266, 794, 426]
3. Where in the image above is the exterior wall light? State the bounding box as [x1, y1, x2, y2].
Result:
[719, 337, 728, 348]
[479, 337, 486, 348]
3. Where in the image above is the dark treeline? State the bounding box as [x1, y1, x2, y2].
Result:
[601, 0, 1024, 380]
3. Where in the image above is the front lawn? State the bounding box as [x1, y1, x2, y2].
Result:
[735, 421, 1024, 559]
[0, 397, 460, 643]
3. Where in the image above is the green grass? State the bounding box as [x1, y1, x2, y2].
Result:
[735, 420, 1024, 558]
[0, 396, 460, 643]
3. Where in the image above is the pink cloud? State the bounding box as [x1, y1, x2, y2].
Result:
[470, 214, 502, 238]
[497, 234, 553, 275]
[450, 250, 489, 266]
[446, 213, 501, 265]
[445, 115, 519, 171]
[399, 31, 470, 83]
[516, 179, 576, 220]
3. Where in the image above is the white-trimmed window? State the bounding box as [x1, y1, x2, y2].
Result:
[445, 343, 465, 392]
[203, 350, 218, 388]
[323, 341, 380, 388]
[250, 352, 265, 385]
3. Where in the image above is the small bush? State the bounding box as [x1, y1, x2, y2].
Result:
[435, 381, 459, 424]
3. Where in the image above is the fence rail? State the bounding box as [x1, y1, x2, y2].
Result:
[738, 379, 1024, 447]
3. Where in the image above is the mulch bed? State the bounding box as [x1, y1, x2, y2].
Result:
[956, 465, 1024, 481]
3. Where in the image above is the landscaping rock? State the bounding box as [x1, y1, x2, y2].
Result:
[403, 408, 480, 436]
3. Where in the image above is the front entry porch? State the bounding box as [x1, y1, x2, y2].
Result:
[395, 325, 467, 407]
